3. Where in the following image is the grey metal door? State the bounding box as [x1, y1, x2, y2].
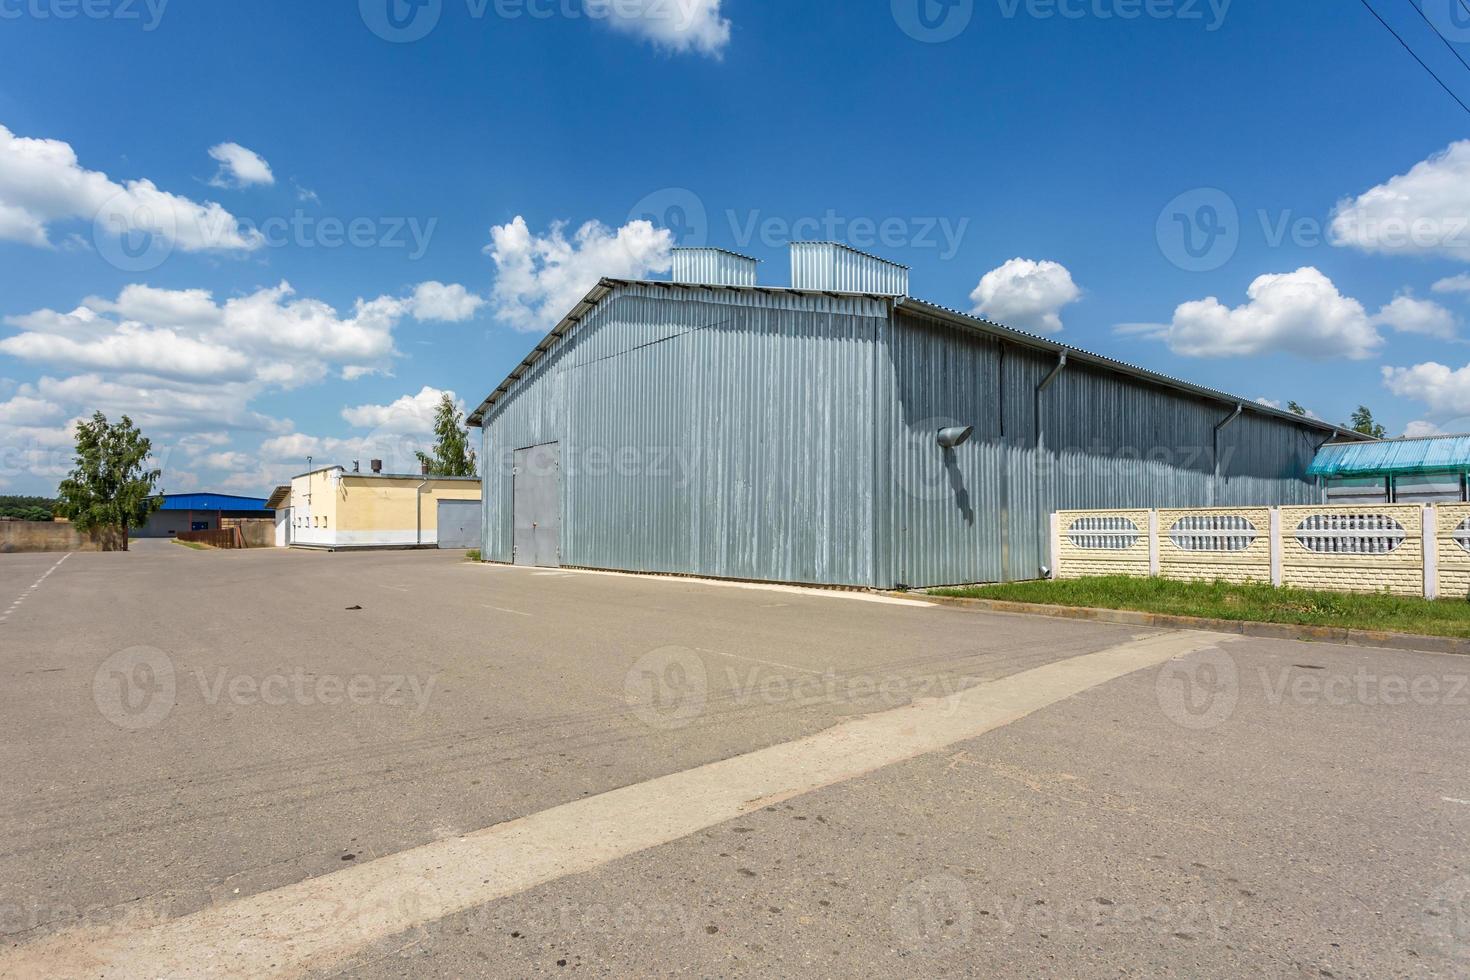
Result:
[513, 443, 561, 567]
[437, 499, 482, 549]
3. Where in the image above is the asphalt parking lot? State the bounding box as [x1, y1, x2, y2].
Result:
[1, 542, 1467, 977]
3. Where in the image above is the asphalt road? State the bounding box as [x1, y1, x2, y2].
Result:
[0, 542, 1466, 977]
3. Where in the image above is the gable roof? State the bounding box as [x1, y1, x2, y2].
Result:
[467, 278, 1365, 442]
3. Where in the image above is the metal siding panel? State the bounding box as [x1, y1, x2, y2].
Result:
[887, 310, 1325, 588]
[436, 499, 483, 549]
[480, 284, 882, 586]
[789, 243, 909, 295]
[671, 248, 759, 286]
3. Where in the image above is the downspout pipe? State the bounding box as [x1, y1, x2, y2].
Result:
[1035, 352, 1067, 451]
[416, 479, 429, 547]
[1035, 352, 1067, 576]
[1213, 403, 1244, 481]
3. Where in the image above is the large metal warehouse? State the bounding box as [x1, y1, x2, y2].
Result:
[468, 243, 1357, 589]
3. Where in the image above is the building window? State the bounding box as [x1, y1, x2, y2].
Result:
[1169, 515, 1258, 553]
[1067, 516, 1140, 551]
[1295, 514, 1406, 555]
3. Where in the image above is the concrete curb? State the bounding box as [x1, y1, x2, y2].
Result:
[902, 593, 1470, 656]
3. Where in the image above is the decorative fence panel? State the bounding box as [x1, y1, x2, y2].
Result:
[1438, 504, 1470, 600]
[1053, 505, 1443, 599]
[1054, 510, 1152, 580]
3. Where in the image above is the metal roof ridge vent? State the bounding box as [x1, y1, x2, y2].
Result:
[671, 247, 760, 287]
[789, 241, 909, 295]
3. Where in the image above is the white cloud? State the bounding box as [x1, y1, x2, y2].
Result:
[1330, 140, 1470, 260]
[1374, 293, 1457, 339]
[0, 123, 262, 252]
[207, 142, 275, 188]
[1383, 361, 1470, 420]
[2, 279, 480, 389]
[407, 281, 484, 322]
[585, 0, 731, 56]
[1403, 420, 1444, 438]
[485, 216, 673, 333]
[1434, 273, 1470, 295]
[969, 258, 1081, 334]
[341, 385, 456, 435]
[1137, 267, 1382, 360]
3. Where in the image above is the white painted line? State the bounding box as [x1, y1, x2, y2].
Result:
[483, 605, 532, 618]
[694, 646, 826, 676]
[0, 553, 68, 626]
[1, 629, 1228, 978]
[475, 562, 935, 607]
[1444, 797, 1470, 806]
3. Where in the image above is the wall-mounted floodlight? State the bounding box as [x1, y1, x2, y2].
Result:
[937, 426, 975, 449]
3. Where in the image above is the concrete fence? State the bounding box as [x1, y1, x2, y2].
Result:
[1051, 505, 1470, 600]
[0, 520, 126, 553]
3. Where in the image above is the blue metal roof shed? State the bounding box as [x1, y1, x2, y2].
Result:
[1309, 435, 1470, 478]
[155, 493, 271, 511]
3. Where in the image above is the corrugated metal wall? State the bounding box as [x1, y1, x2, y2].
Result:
[884, 309, 1326, 587]
[671, 248, 759, 286]
[790, 243, 910, 295]
[480, 284, 889, 585]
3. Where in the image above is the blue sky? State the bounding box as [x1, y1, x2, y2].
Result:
[2, 0, 1469, 495]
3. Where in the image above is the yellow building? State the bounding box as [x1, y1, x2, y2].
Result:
[284, 465, 481, 550]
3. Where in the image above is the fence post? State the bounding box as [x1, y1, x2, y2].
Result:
[1425, 504, 1438, 600]
[1269, 508, 1283, 587]
[1148, 510, 1160, 577]
[1048, 512, 1060, 579]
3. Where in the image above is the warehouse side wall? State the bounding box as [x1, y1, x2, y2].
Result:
[885, 309, 1328, 588]
[479, 284, 889, 586]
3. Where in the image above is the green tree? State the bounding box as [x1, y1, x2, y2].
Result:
[415, 393, 478, 477]
[1346, 405, 1388, 439]
[55, 412, 162, 550]
[1287, 401, 1308, 417]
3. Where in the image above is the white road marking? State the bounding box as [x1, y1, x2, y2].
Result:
[694, 646, 826, 676]
[0, 629, 1227, 978]
[476, 562, 935, 606]
[0, 553, 69, 624]
[483, 605, 532, 617]
[1444, 797, 1470, 806]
